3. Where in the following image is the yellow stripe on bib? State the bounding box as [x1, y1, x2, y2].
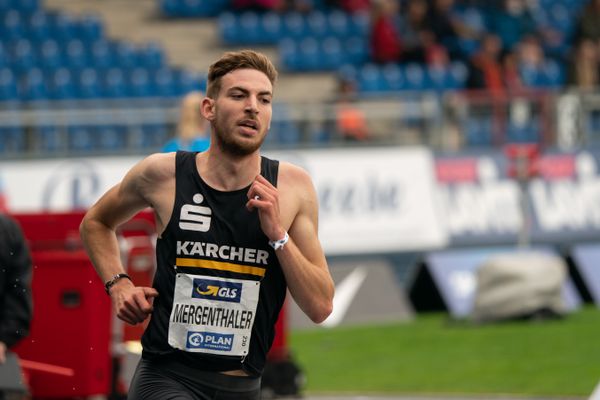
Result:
[176, 258, 266, 278]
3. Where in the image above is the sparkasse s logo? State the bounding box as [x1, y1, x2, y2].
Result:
[192, 278, 242, 303]
[179, 193, 212, 232]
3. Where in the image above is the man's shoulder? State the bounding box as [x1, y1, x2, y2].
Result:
[278, 161, 313, 190]
[137, 152, 177, 182]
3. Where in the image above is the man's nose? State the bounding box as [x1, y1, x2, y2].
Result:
[244, 96, 258, 114]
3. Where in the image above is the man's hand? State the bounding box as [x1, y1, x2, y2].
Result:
[246, 174, 286, 242]
[109, 279, 158, 325]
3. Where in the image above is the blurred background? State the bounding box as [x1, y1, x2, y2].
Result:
[1, 0, 600, 399]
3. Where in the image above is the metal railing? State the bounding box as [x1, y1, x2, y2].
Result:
[1, 88, 600, 159]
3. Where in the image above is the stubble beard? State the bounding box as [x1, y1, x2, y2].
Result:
[213, 120, 266, 157]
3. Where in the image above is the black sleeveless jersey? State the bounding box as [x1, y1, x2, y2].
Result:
[140, 151, 287, 376]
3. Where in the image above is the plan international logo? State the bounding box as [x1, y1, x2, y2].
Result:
[187, 331, 234, 352]
[192, 278, 243, 303]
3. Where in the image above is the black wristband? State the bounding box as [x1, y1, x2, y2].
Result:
[104, 273, 132, 295]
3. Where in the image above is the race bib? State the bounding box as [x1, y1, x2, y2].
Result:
[168, 273, 260, 356]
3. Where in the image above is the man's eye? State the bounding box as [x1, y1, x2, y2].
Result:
[261, 98, 271, 104]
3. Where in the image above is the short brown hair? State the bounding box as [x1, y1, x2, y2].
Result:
[206, 50, 278, 98]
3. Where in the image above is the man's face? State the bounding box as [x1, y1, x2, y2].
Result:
[206, 68, 273, 157]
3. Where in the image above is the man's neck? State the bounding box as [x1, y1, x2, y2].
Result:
[196, 149, 261, 192]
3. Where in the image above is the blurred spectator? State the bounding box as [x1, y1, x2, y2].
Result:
[427, 0, 479, 60]
[515, 34, 546, 83]
[232, 0, 284, 12]
[162, 91, 210, 153]
[567, 38, 600, 90]
[0, 211, 32, 400]
[335, 0, 371, 13]
[232, 0, 315, 12]
[502, 50, 524, 91]
[573, 0, 600, 44]
[369, 0, 403, 64]
[466, 33, 505, 93]
[397, 0, 436, 63]
[489, 0, 537, 52]
[334, 78, 369, 141]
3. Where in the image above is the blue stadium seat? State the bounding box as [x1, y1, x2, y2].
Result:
[38, 39, 63, 70]
[113, 41, 138, 70]
[269, 103, 300, 146]
[306, 11, 328, 38]
[174, 69, 204, 96]
[321, 37, 344, 70]
[279, 38, 299, 71]
[79, 13, 103, 43]
[97, 125, 126, 151]
[0, 126, 25, 154]
[403, 63, 427, 91]
[51, 12, 78, 42]
[20, 68, 48, 100]
[49, 67, 76, 100]
[2, 11, 25, 41]
[358, 63, 385, 93]
[68, 125, 96, 152]
[11, 38, 37, 73]
[32, 125, 63, 152]
[239, 12, 261, 44]
[138, 42, 165, 71]
[327, 10, 349, 37]
[464, 116, 493, 146]
[298, 37, 320, 71]
[282, 12, 307, 39]
[14, 0, 39, 15]
[0, 68, 18, 101]
[507, 119, 539, 143]
[26, 10, 50, 42]
[218, 12, 238, 44]
[128, 68, 153, 97]
[76, 68, 102, 99]
[153, 67, 177, 97]
[349, 11, 370, 37]
[90, 40, 114, 70]
[102, 68, 127, 98]
[0, 43, 7, 70]
[382, 63, 405, 91]
[141, 123, 169, 148]
[261, 12, 282, 44]
[344, 36, 368, 65]
[65, 39, 88, 69]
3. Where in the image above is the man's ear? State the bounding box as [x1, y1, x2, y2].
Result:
[201, 97, 215, 120]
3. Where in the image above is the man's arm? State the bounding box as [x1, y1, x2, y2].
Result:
[247, 166, 334, 323]
[80, 153, 173, 325]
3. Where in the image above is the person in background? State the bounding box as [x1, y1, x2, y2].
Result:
[369, 0, 403, 64]
[334, 77, 369, 141]
[567, 38, 600, 90]
[0, 210, 33, 400]
[466, 33, 505, 93]
[161, 91, 210, 153]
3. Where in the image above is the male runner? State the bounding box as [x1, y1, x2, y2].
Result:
[80, 49, 334, 399]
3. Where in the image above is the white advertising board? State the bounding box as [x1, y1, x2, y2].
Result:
[0, 147, 447, 254]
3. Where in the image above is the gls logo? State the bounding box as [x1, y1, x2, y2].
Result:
[179, 193, 212, 232]
[192, 278, 242, 303]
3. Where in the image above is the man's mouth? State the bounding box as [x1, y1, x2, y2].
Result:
[238, 120, 259, 131]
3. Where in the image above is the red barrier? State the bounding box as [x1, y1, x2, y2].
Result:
[12, 249, 112, 398]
